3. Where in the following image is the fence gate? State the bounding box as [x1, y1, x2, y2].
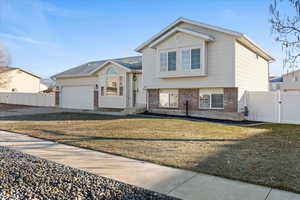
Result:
[246, 91, 300, 124]
[281, 92, 300, 124]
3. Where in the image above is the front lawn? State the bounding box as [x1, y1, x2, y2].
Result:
[0, 113, 299, 193]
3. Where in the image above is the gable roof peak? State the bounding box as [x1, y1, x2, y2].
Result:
[135, 17, 275, 62]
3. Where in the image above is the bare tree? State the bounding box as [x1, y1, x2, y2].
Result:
[0, 42, 9, 66]
[0, 42, 10, 88]
[270, 0, 300, 70]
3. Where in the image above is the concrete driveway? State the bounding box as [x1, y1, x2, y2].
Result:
[0, 106, 65, 117]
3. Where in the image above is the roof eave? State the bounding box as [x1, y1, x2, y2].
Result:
[18, 69, 41, 79]
[52, 73, 96, 80]
[52, 60, 138, 80]
[135, 17, 242, 52]
[89, 60, 133, 75]
[237, 35, 276, 62]
[149, 27, 215, 49]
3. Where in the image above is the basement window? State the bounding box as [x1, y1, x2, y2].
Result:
[199, 89, 224, 109]
[159, 89, 178, 108]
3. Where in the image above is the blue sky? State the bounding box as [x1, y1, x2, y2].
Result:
[0, 0, 290, 78]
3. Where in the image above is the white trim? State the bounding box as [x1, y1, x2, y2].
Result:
[135, 17, 239, 52]
[149, 27, 214, 48]
[159, 49, 177, 72]
[236, 36, 275, 62]
[90, 60, 132, 74]
[179, 46, 201, 71]
[104, 67, 125, 97]
[52, 60, 142, 79]
[180, 47, 191, 71]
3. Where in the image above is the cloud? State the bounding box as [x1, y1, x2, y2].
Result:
[0, 32, 55, 47]
[223, 9, 239, 18]
[34, 1, 95, 18]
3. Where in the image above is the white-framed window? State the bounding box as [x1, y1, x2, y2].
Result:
[180, 47, 201, 71]
[105, 67, 124, 96]
[199, 89, 224, 109]
[160, 51, 176, 72]
[159, 89, 178, 108]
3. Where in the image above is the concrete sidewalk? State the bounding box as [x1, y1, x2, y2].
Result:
[0, 130, 298, 200]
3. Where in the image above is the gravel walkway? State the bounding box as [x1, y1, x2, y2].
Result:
[0, 146, 179, 200]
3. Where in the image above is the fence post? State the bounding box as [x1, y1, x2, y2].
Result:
[278, 90, 282, 123]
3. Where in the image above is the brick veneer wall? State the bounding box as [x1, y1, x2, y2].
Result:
[178, 89, 199, 110]
[148, 89, 159, 109]
[55, 91, 60, 106]
[148, 88, 238, 112]
[223, 88, 238, 112]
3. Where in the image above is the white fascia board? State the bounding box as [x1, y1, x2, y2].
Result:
[239, 34, 275, 62]
[149, 27, 214, 48]
[52, 74, 95, 79]
[89, 60, 132, 75]
[135, 17, 242, 52]
[135, 18, 182, 52]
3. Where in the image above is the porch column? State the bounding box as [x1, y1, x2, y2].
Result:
[94, 84, 99, 109]
[129, 73, 134, 107]
[55, 86, 60, 107]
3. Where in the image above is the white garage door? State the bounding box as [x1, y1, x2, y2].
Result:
[61, 86, 94, 110]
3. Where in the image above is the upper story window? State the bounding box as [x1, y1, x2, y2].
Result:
[105, 67, 123, 96]
[180, 48, 201, 71]
[160, 51, 176, 72]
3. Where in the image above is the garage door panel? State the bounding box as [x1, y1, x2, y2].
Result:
[61, 86, 93, 110]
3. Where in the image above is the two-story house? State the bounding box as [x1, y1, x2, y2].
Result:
[135, 18, 274, 120]
[52, 18, 274, 120]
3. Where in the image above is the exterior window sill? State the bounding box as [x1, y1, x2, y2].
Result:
[199, 108, 224, 110]
[158, 107, 179, 110]
[157, 69, 207, 79]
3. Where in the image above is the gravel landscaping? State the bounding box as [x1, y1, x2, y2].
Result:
[0, 146, 179, 200]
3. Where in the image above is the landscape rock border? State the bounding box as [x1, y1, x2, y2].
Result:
[0, 146, 179, 200]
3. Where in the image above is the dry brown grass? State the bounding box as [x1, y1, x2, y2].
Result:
[0, 113, 299, 193]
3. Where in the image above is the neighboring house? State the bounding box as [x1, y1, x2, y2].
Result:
[0, 66, 41, 93]
[269, 76, 283, 91]
[39, 83, 49, 92]
[52, 57, 145, 111]
[40, 78, 55, 93]
[280, 69, 300, 92]
[52, 18, 275, 120]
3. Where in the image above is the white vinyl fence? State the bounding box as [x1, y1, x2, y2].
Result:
[0, 92, 55, 107]
[246, 91, 300, 124]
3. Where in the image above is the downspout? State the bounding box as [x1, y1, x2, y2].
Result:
[268, 62, 270, 91]
[132, 74, 137, 107]
[146, 89, 149, 111]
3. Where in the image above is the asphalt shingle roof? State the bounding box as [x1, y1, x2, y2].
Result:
[53, 56, 142, 78]
[0, 66, 18, 74]
[270, 77, 283, 83]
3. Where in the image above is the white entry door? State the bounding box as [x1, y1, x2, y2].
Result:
[61, 86, 94, 110]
